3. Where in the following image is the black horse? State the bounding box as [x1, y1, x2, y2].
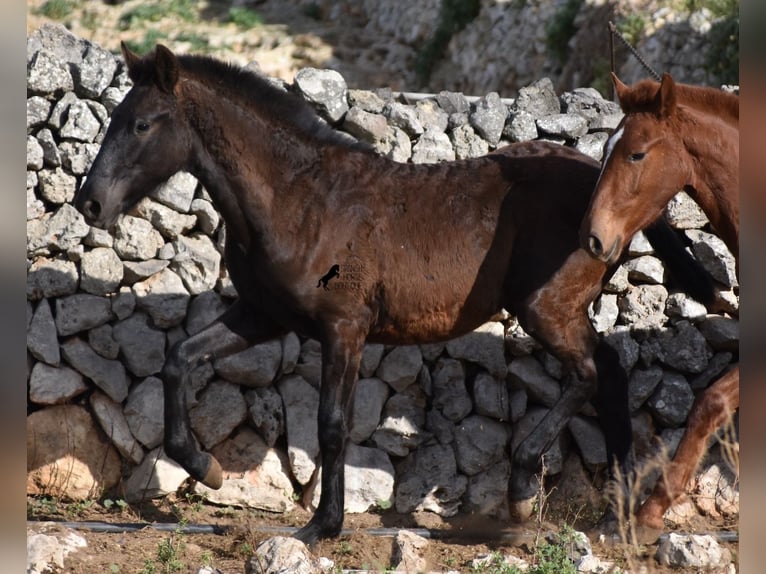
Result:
[75, 44, 711, 543]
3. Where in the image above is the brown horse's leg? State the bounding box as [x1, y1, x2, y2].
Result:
[295, 317, 367, 544]
[162, 300, 284, 489]
[635, 365, 739, 540]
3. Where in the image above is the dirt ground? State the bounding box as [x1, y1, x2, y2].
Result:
[27, 476, 739, 574]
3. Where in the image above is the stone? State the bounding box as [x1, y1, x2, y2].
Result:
[27, 529, 87, 574]
[245, 386, 285, 447]
[473, 372, 510, 420]
[666, 191, 709, 229]
[113, 215, 164, 260]
[170, 234, 221, 295]
[665, 292, 708, 321]
[624, 255, 666, 284]
[122, 259, 170, 284]
[293, 67, 349, 123]
[628, 366, 664, 412]
[27, 405, 121, 500]
[375, 345, 422, 392]
[189, 381, 248, 450]
[280, 332, 300, 374]
[647, 372, 695, 428]
[618, 284, 669, 330]
[512, 407, 565, 475]
[411, 128, 455, 163]
[504, 110, 538, 142]
[194, 428, 295, 512]
[655, 533, 732, 569]
[245, 537, 321, 574]
[75, 43, 119, 99]
[28, 96, 52, 131]
[463, 457, 511, 517]
[28, 363, 88, 405]
[372, 389, 427, 456]
[450, 123, 490, 159]
[26, 257, 79, 300]
[415, 99, 449, 132]
[27, 299, 60, 366]
[150, 171, 198, 213]
[359, 343, 385, 378]
[699, 315, 739, 352]
[54, 293, 112, 336]
[349, 377, 389, 443]
[512, 77, 560, 117]
[59, 97, 102, 142]
[36, 128, 61, 167]
[135, 198, 197, 239]
[60, 337, 129, 403]
[686, 229, 738, 287]
[89, 391, 144, 464]
[392, 530, 430, 573]
[395, 443, 467, 517]
[445, 321, 507, 378]
[277, 375, 319, 484]
[79, 247, 123, 295]
[27, 135, 44, 170]
[342, 106, 389, 144]
[123, 376, 166, 449]
[384, 102, 424, 136]
[112, 313, 167, 377]
[132, 268, 190, 328]
[589, 293, 619, 333]
[190, 198, 220, 235]
[567, 416, 607, 472]
[185, 291, 229, 335]
[453, 415, 510, 476]
[575, 131, 608, 161]
[123, 447, 189, 502]
[469, 92, 507, 144]
[508, 355, 560, 408]
[213, 339, 282, 387]
[536, 113, 588, 139]
[431, 358, 472, 422]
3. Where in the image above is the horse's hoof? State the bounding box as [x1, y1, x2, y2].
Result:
[634, 524, 663, 546]
[201, 455, 223, 489]
[508, 496, 536, 522]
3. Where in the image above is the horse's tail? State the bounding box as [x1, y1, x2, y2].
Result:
[643, 216, 716, 306]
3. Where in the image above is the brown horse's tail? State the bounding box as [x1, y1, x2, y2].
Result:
[644, 217, 716, 306]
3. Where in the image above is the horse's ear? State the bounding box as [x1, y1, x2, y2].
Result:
[656, 73, 677, 117]
[120, 42, 141, 79]
[153, 44, 180, 94]
[611, 72, 630, 103]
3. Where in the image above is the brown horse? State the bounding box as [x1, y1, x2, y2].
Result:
[74, 45, 709, 544]
[580, 73, 739, 541]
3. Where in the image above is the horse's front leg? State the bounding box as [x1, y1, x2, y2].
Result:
[162, 299, 283, 488]
[295, 318, 366, 544]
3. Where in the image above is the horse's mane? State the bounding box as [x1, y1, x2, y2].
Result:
[619, 77, 739, 121]
[134, 50, 370, 151]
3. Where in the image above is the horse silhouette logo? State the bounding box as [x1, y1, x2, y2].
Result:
[317, 264, 340, 290]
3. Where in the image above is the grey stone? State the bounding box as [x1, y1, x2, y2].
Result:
[656, 320, 713, 373]
[436, 91, 470, 114]
[27, 135, 44, 170]
[27, 299, 60, 366]
[59, 141, 100, 175]
[512, 77, 560, 117]
[699, 315, 739, 352]
[280, 332, 300, 374]
[150, 171, 198, 213]
[411, 128, 455, 163]
[189, 380, 247, 450]
[415, 99, 449, 133]
[245, 386, 285, 447]
[589, 293, 619, 333]
[277, 374, 319, 484]
[469, 92, 507, 144]
[628, 366, 664, 412]
[431, 358, 472, 422]
[124, 376, 165, 449]
[194, 427, 295, 512]
[372, 390, 427, 456]
[382, 125, 411, 162]
[687, 229, 738, 287]
[246, 537, 321, 574]
[508, 355, 560, 407]
[343, 106, 389, 144]
[59, 98, 101, 142]
[395, 443, 467, 517]
[26, 257, 79, 300]
[60, 338, 129, 403]
[214, 339, 282, 387]
[647, 372, 695, 428]
[384, 102, 424, 136]
[453, 415, 509, 476]
[666, 191, 709, 229]
[536, 113, 588, 139]
[665, 292, 708, 321]
[391, 529, 430, 573]
[293, 67, 349, 123]
[27, 50, 74, 94]
[80, 247, 123, 295]
[55, 294, 112, 336]
[132, 268, 190, 328]
[170, 234, 221, 295]
[28, 363, 88, 405]
[28, 96, 52, 131]
[512, 407, 565, 475]
[504, 110, 538, 142]
[618, 284, 669, 330]
[360, 343, 385, 378]
[603, 326, 641, 372]
[185, 291, 229, 336]
[35, 128, 61, 167]
[656, 533, 732, 569]
[463, 458, 511, 517]
[113, 215, 164, 260]
[75, 43, 118, 98]
[111, 287, 136, 320]
[88, 324, 120, 360]
[376, 345, 422, 392]
[450, 123, 489, 159]
[349, 377, 389, 443]
[347, 89, 387, 113]
[123, 447, 189, 502]
[37, 168, 78, 205]
[112, 313, 166, 377]
[473, 372, 510, 421]
[294, 339, 321, 387]
[190, 198, 220, 235]
[122, 259, 170, 284]
[627, 230, 654, 256]
[135, 198, 197, 239]
[445, 321, 507, 378]
[568, 416, 607, 472]
[575, 131, 608, 161]
[624, 255, 666, 284]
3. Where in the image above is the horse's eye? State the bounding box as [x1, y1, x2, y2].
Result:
[628, 152, 646, 162]
[134, 121, 151, 134]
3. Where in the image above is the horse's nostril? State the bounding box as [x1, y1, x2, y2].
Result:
[84, 200, 102, 219]
[588, 234, 603, 256]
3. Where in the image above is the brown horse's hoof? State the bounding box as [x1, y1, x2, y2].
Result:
[201, 455, 223, 489]
[508, 496, 536, 522]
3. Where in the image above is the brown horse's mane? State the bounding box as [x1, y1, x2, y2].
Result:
[132, 49, 373, 152]
[619, 77, 739, 121]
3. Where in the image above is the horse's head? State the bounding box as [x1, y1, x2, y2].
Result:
[75, 43, 191, 228]
[581, 73, 690, 264]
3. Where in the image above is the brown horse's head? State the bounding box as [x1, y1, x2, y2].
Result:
[75, 43, 191, 228]
[580, 73, 691, 264]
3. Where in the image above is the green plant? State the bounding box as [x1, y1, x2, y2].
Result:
[35, 0, 77, 20]
[527, 526, 577, 574]
[124, 30, 170, 56]
[64, 499, 95, 518]
[238, 541, 254, 558]
[615, 13, 647, 48]
[705, 5, 739, 84]
[227, 6, 263, 29]
[155, 535, 185, 573]
[103, 498, 129, 513]
[118, 0, 197, 30]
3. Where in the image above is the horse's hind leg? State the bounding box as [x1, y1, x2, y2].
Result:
[162, 299, 283, 489]
[635, 365, 739, 541]
[295, 317, 367, 545]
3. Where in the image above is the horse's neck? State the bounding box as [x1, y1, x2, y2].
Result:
[680, 105, 739, 259]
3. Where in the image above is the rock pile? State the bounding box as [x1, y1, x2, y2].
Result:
[27, 23, 738, 534]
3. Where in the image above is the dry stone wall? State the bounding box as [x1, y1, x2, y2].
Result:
[26, 24, 738, 524]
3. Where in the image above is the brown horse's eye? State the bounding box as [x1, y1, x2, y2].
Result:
[628, 152, 646, 162]
[134, 120, 151, 134]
